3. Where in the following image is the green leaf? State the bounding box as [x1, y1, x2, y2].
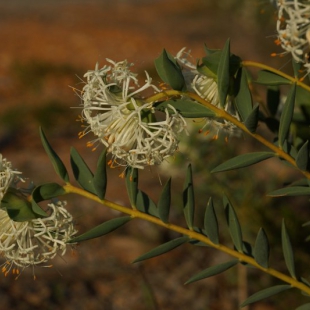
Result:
[278, 84, 296, 147]
[301, 277, 310, 287]
[32, 183, 66, 201]
[296, 141, 309, 171]
[234, 67, 253, 121]
[158, 178, 171, 223]
[267, 86, 280, 116]
[204, 198, 219, 244]
[136, 190, 158, 217]
[211, 152, 275, 173]
[68, 216, 132, 243]
[296, 86, 310, 107]
[296, 303, 310, 310]
[244, 104, 259, 133]
[154, 49, 185, 91]
[217, 39, 230, 107]
[155, 99, 216, 118]
[185, 259, 239, 285]
[282, 220, 297, 279]
[31, 200, 49, 218]
[255, 70, 291, 85]
[268, 186, 310, 197]
[254, 228, 269, 268]
[31, 183, 64, 218]
[126, 167, 138, 209]
[224, 196, 243, 252]
[70, 147, 96, 194]
[93, 149, 107, 200]
[240, 285, 292, 307]
[1, 188, 43, 221]
[39, 127, 69, 182]
[183, 164, 195, 230]
[133, 236, 190, 263]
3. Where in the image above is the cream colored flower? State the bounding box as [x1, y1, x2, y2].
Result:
[0, 154, 21, 200]
[276, 0, 310, 63]
[0, 201, 77, 278]
[80, 59, 187, 169]
[175, 48, 241, 139]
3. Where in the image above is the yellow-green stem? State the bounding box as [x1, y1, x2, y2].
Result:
[242, 60, 310, 93]
[64, 183, 310, 296]
[147, 90, 310, 180]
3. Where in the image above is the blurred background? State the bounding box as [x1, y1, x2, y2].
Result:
[0, 0, 309, 309]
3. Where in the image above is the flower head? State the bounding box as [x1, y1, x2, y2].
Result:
[0, 155, 77, 278]
[0, 154, 21, 200]
[275, 0, 310, 63]
[80, 59, 187, 169]
[0, 201, 77, 278]
[175, 48, 241, 139]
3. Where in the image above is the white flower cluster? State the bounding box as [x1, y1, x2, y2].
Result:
[0, 201, 77, 277]
[276, 0, 310, 67]
[0, 154, 21, 200]
[0, 155, 77, 277]
[175, 48, 241, 139]
[80, 59, 187, 169]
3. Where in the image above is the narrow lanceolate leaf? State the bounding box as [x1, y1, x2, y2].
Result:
[31, 200, 49, 218]
[1, 188, 46, 221]
[32, 183, 66, 202]
[267, 86, 280, 117]
[282, 220, 297, 279]
[254, 228, 269, 268]
[240, 285, 292, 307]
[93, 149, 107, 200]
[70, 147, 96, 194]
[296, 303, 310, 310]
[126, 167, 138, 209]
[31, 184, 64, 218]
[183, 164, 195, 230]
[133, 236, 190, 263]
[301, 277, 310, 287]
[154, 49, 185, 91]
[185, 259, 239, 285]
[268, 186, 310, 197]
[255, 70, 291, 85]
[204, 198, 219, 244]
[155, 99, 216, 118]
[136, 190, 158, 217]
[244, 104, 259, 133]
[158, 178, 171, 223]
[296, 141, 309, 171]
[68, 216, 132, 243]
[39, 127, 69, 182]
[278, 84, 296, 147]
[217, 39, 230, 107]
[211, 152, 275, 173]
[234, 67, 253, 121]
[224, 196, 243, 252]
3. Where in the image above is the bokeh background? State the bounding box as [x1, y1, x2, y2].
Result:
[0, 0, 309, 309]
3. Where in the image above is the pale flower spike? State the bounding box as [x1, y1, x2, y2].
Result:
[276, 0, 310, 74]
[0, 201, 77, 278]
[0, 155, 77, 278]
[81, 59, 187, 169]
[175, 48, 241, 139]
[0, 154, 22, 200]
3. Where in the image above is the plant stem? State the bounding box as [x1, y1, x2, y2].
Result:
[64, 183, 310, 296]
[242, 60, 310, 93]
[147, 90, 310, 180]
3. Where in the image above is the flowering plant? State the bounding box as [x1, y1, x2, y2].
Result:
[2, 0, 310, 308]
